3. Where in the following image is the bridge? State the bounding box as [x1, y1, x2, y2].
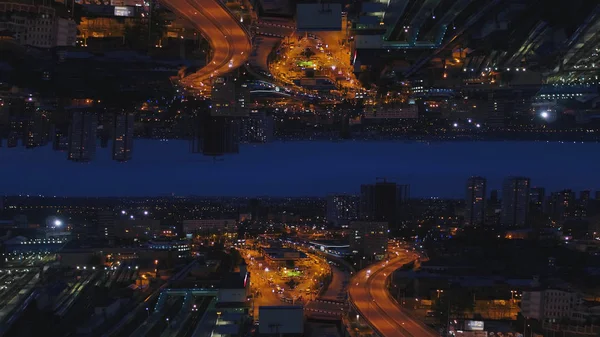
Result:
[161, 0, 252, 94]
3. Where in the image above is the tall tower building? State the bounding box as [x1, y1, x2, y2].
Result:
[326, 194, 359, 226]
[68, 110, 97, 162]
[501, 177, 530, 227]
[24, 109, 50, 149]
[549, 190, 577, 220]
[580, 190, 591, 203]
[97, 210, 116, 242]
[349, 221, 388, 261]
[211, 75, 249, 116]
[359, 179, 409, 233]
[240, 110, 274, 143]
[112, 113, 134, 162]
[201, 115, 240, 156]
[52, 125, 70, 151]
[464, 176, 486, 226]
[529, 187, 546, 210]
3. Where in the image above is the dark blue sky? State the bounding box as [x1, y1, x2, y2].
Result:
[2, 140, 599, 197]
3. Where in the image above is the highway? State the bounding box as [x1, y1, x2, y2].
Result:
[348, 251, 439, 337]
[160, 0, 251, 94]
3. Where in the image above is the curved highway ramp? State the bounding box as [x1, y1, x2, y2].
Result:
[161, 0, 252, 95]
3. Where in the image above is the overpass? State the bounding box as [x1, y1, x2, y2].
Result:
[161, 0, 252, 95]
[348, 253, 438, 337]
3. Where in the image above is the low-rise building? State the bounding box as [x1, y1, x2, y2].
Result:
[262, 248, 307, 266]
[116, 219, 161, 239]
[0, 2, 77, 48]
[183, 219, 238, 235]
[218, 268, 250, 303]
[146, 239, 190, 256]
[363, 105, 418, 119]
[522, 287, 580, 322]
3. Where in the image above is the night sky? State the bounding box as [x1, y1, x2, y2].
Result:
[2, 140, 600, 197]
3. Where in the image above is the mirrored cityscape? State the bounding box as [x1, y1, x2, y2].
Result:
[1, 0, 600, 337]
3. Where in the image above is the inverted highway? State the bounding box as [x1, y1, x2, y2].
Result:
[348, 251, 439, 337]
[161, 0, 252, 93]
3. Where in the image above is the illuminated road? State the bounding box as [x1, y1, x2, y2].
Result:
[348, 252, 438, 337]
[161, 0, 251, 94]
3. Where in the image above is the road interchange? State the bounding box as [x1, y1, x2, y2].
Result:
[161, 0, 252, 94]
[348, 251, 439, 337]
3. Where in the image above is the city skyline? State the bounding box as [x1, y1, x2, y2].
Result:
[3, 140, 600, 197]
[0, 0, 599, 336]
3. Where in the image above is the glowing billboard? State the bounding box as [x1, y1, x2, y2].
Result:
[114, 6, 134, 17]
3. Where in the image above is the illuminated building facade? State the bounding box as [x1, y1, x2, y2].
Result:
[112, 112, 134, 162]
[464, 176, 486, 226]
[182, 219, 238, 235]
[211, 75, 249, 117]
[68, 110, 97, 162]
[240, 110, 274, 143]
[501, 177, 530, 227]
[349, 221, 387, 260]
[326, 194, 358, 226]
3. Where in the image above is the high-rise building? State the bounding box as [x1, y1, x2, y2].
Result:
[359, 179, 409, 233]
[240, 110, 274, 143]
[211, 75, 249, 116]
[68, 110, 97, 162]
[489, 189, 499, 205]
[52, 125, 69, 151]
[548, 190, 577, 220]
[501, 177, 530, 227]
[112, 113, 134, 162]
[326, 194, 359, 226]
[97, 210, 116, 241]
[200, 115, 240, 156]
[464, 176, 486, 226]
[349, 221, 388, 261]
[578, 190, 591, 218]
[24, 109, 50, 149]
[528, 187, 547, 228]
[529, 187, 546, 210]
